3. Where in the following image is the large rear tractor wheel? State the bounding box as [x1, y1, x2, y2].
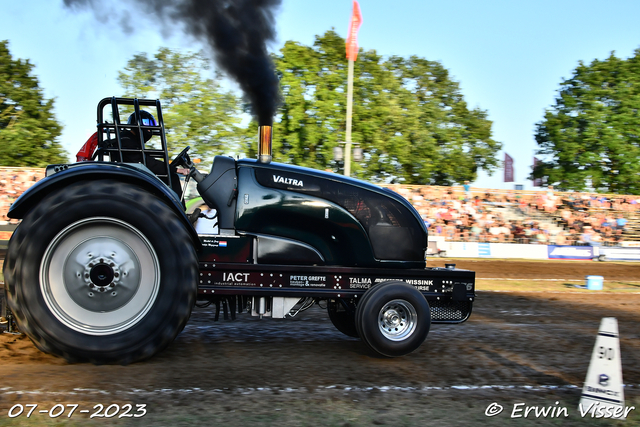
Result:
[356, 281, 431, 357]
[3, 180, 198, 364]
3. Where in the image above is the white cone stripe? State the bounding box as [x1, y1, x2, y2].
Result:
[581, 393, 623, 405]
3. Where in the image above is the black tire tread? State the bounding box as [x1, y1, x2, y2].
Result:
[3, 179, 198, 364]
[355, 281, 397, 342]
[357, 281, 431, 357]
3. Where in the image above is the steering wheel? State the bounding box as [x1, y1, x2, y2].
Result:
[170, 146, 191, 168]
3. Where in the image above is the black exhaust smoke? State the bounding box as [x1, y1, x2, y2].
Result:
[63, 0, 281, 125]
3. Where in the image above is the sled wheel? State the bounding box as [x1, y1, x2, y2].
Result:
[357, 281, 431, 357]
[3, 180, 198, 364]
[327, 299, 358, 338]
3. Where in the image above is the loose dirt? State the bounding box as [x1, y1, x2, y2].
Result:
[428, 258, 640, 281]
[1, 259, 639, 426]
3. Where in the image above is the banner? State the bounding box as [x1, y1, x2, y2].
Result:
[621, 241, 640, 248]
[346, 1, 363, 61]
[547, 245, 594, 260]
[490, 243, 549, 259]
[442, 242, 549, 259]
[601, 247, 640, 261]
[532, 157, 543, 187]
[504, 153, 514, 182]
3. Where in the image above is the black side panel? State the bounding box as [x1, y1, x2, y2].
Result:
[256, 235, 325, 265]
[254, 168, 426, 262]
[368, 224, 415, 260]
[197, 156, 237, 229]
[235, 168, 378, 267]
[199, 235, 253, 263]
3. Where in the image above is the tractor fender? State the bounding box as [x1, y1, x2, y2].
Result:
[8, 162, 201, 250]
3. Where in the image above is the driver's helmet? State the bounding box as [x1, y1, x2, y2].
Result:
[127, 110, 157, 142]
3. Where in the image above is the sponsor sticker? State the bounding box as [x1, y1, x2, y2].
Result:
[289, 275, 326, 287]
[349, 277, 371, 289]
[547, 245, 594, 259]
[273, 175, 303, 187]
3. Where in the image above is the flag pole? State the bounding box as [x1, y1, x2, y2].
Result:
[344, 58, 354, 177]
[344, 0, 361, 177]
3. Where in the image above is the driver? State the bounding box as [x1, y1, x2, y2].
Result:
[76, 110, 183, 200]
[117, 111, 184, 200]
[115, 111, 164, 171]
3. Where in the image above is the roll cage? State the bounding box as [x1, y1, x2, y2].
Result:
[94, 97, 174, 189]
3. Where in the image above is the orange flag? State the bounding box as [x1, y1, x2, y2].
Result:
[346, 1, 363, 61]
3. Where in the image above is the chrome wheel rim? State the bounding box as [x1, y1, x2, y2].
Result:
[378, 299, 417, 341]
[40, 217, 160, 336]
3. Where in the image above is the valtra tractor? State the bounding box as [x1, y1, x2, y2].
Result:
[2, 97, 475, 364]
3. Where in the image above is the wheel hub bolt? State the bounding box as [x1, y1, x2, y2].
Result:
[385, 309, 401, 327]
[83, 253, 123, 293]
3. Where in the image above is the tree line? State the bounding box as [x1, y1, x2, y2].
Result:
[118, 30, 501, 185]
[1, 33, 501, 185]
[0, 41, 66, 167]
[533, 49, 640, 194]
[3, 34, 640, 193]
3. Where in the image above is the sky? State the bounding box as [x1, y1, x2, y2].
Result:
[2, 0, 640, 190]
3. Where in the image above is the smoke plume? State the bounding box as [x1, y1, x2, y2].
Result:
[63, 0, 282, 125]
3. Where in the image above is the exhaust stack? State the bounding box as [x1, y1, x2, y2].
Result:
[258, 125, 272, 164]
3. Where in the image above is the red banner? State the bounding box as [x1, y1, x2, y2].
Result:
[532, 157, 543, 187]
[346, 1, 363, 61]
[504, 153, 514, 182]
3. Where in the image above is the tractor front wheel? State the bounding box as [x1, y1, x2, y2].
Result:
[356, 281, 431, 357]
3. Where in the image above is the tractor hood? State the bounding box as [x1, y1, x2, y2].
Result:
[236, 159, 428, 267]
[237, 159, 426, 230]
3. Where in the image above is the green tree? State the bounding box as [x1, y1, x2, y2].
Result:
[533, 49, 640, 194]
[272, 30, 501, 185]
[118, 48, 248, 165]
[0, 40, 67, 166]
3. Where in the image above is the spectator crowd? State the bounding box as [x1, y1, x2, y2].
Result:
[0, 168, 46, 225]
[386, 184, 640, 247]
[0, 166, 638, 247]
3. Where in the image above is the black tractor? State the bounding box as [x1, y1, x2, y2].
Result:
[3, 97, 475, 364]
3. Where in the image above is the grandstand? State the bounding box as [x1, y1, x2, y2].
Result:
[0, 167, 45, 226]
[1, 167, 639, 246]
[382, 183, 640, 247]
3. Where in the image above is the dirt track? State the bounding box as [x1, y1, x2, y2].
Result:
[428, 258, 640, 281]
[1, 259, 639, 426]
